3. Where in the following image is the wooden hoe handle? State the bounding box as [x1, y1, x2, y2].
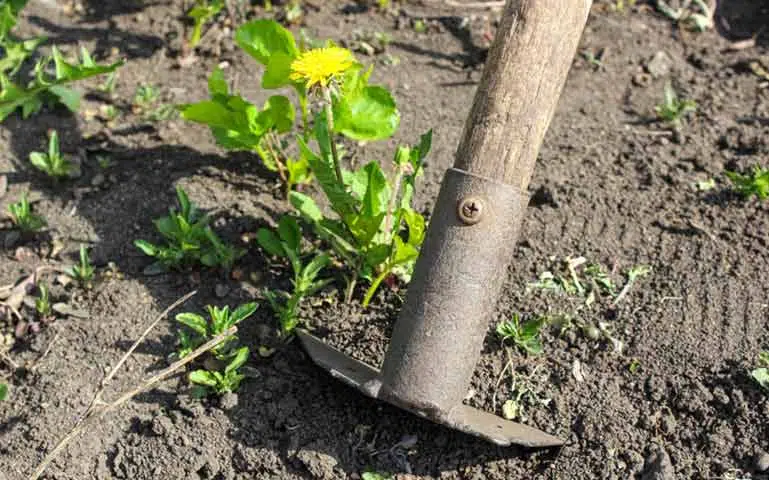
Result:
[454, 0, 592, 190]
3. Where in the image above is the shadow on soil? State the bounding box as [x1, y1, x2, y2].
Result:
[715, 0, 769, 45]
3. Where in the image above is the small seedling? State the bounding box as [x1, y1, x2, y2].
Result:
[496, 314, 545, 355]
[7, 194, 46, 233]
[134, 186, 243, 271]
[751, 351, 769, 392]
[133, 84, 159, 109]
[655, 81, 697, 130]
[580, 48, 605, 70]
[655, 0, 713, 31]
[176, 303, 258, 358]
[98, 71, 118, 94]
[189, 345, 248, 396]
[187, 0, 224, 50]
[611, 0, 636, 13]
[29, 131, 72, 178]
[175, 302, 257, 397]
[613, 265, 652, 306]
[726, 165, 769, 200]
[65, 244, 95, 286]
[35, 283, 52, 318]
[499, 365, 551, 422]
[258, 216, 331, 338]
[413, 19, 427, 34]
[628, 358, 641, 374]
[362, 472, 392, 480]
[0, 383, 7, 401]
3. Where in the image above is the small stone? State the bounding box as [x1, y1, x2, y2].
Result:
[755, 450, 769, 472]
[641, 446, 675, 480]
[632, 72, 652, 87]
[646, 51, 673, 79]
[219, 392, 238, 411]
[91, 173, 105, 187]
[150, 415, 174, 437]
[4, 231, 21, 249]
[215, 283, 230, 298]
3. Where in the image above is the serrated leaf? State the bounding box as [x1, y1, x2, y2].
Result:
[235, 19, 298, 67]
[289, 191, 323, 223]
[305, 114, 356, 216]
[361, 161, 389, 218]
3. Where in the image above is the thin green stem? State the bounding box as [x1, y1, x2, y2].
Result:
[321, 86, 344, 184]
[298, 92, 309, 140]
[362, 267, 391, 307]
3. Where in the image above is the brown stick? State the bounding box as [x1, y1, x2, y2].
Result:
[453, 0, 592, 191]
[28, 291, 207, 480]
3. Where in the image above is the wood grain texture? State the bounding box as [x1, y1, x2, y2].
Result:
[453, 0, 592, 190]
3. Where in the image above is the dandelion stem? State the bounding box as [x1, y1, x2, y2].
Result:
[321, 86, 344, 184]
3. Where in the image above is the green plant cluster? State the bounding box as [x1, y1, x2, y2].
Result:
[175, 302, 257, 396]
[7, 193, 45, 233]
[726, 165, 769, 200]
[0, 0, 122, 121]
[181, 19, 432, 337]
[134, 186, 243, 272]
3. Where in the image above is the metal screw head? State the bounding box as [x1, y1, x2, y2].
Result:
[457, 196, 484, 225]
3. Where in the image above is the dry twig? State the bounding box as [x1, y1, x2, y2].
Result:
[28, 291, 210, 480]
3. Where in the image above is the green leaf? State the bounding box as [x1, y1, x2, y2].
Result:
[225, 346, 250, 374]
[277, 216, 301, 253]
[361, 161, 389, 218]
[752, 367, 769, 391]
[180, 96, 262, 150]
[0, 382, 6, 401]
[262, 51, 295, 89]
[28, 152, 48, 172]
[256, 228, 285, 257]
[231, 302, 258, 324]
[305, 114, 356, 216]
[301, 253, 329, 286]
[391, 236, 418, 266]
[208, 66, 229, 96]
[175, 312, 208, 336]
[401, 208, 425, 246]
[333, 68, 399, 141]
[134, 239, 158, 256]
[235, 19, 298, 66]
[259, 95, 294, 133]
[189, 369, 218, 387]
[289, 191, 324, 223]
[48, 84, 80, 112]
[347, 212, 384, 248]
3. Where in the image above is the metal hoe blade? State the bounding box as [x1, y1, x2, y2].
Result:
[298, 169, 563, 448]
[296, 0, 592, 449]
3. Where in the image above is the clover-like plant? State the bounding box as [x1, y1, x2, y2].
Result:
[726, 165, 769, 200]
[257, 216, 331, 337]
[7, 193, 46, 233]
[134, 186, 243, 272]
[29, 130, 72, 178]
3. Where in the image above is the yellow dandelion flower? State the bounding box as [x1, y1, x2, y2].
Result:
[289, 46, 356, 88]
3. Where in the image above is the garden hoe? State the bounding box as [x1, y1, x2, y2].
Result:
[297, 0, 592, 448]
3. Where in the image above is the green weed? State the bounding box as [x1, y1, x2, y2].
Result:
[134, 186, 243, 272]
[65, 244, 95, 286]
[0, 382, 7, 401]
[35, 283, 52, 318]
[726, 165, 769, 200]
[751, 351, 769, 392]
[257, 216, 331, 338]
[175, 302, 257, 397]
[187, 0, 224, 50]
[496, 314, 545, 355]
[29, 131, 72, 178]
[7, 193, 46, 233]
[655, 81, 696, 130]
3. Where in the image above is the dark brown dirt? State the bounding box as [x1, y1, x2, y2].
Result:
[1, 0, 769, 479]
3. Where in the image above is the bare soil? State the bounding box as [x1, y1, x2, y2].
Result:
[1, 1, 769, 479]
